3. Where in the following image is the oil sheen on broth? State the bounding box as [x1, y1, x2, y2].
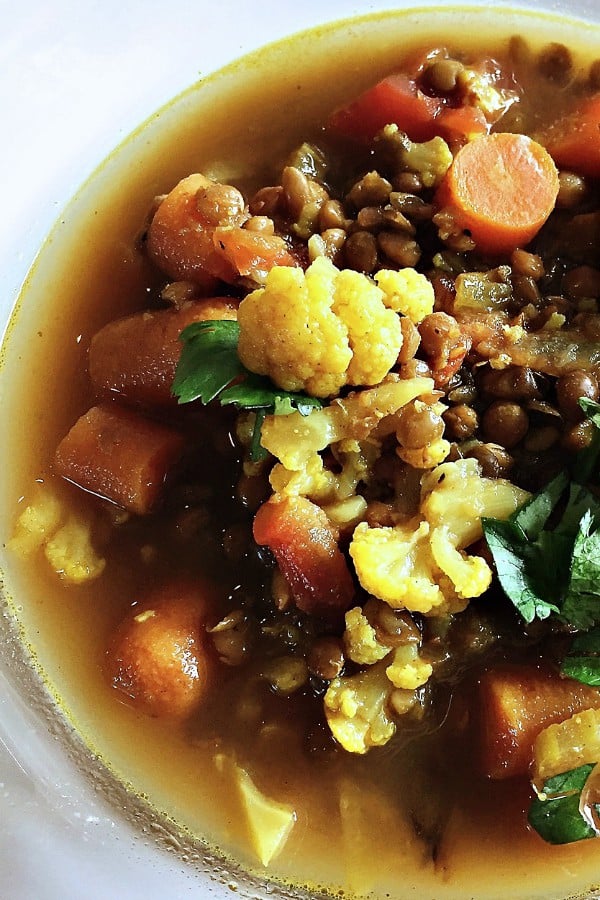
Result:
[3, 8, 600, 900]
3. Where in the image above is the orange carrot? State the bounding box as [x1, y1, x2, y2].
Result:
[545, 94, 600, 178]
[253, 494, 355, 623]
[435, 132, 559, 254]
[54, 403, 185, 515]
[477, 665, 600, 780]
[89, 298, 237, 408]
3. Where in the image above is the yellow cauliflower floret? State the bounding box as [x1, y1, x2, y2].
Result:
[237, 256, 402, 397]
[375, 268, 435, 324]
[350, 458, 529, 616]
[9, 483, 105, 584]
[260, 376, 433, 470]
[397, 437, 451, 470]
[324, 660, 397, 754]
[343, 607, 392, 665]
[421, 457, 529, 548]
[350, 520, 445, 614]
[386, 644, 432, 691]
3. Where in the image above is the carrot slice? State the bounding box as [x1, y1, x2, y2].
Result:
[545, 94, 600, 178]
[54, 403, 185, 515]
[253, 494, 355, 623]
[435, 132, 559, 254]
[328, 73, 443, 143]
[477, 665, 600, 780]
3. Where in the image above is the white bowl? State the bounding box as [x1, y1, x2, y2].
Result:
[2, 2, 600, 898]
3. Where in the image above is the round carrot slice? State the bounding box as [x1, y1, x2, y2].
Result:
[436, 132, 559, 255]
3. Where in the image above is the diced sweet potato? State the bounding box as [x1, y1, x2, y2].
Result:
[54, 403, 185, 515]
[89, 298, 237, 407]
[477, 665, 600, 780]
[253, 493, 355, 623]
[106, 581, 216, 718]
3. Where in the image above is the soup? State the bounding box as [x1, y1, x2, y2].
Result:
[3, 7, 600, 899]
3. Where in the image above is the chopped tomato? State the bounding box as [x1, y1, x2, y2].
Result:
[213, 227, 299, 278]
[328, 73, 443, 143]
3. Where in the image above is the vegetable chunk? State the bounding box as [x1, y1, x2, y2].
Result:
[89, 298, 238, 407]
[253, 493, 355, 621]
[435, 132, 559, 254]
[478, 665, 600, 779]
[54, 403, 185, 515]
[107, 582, 215, 719]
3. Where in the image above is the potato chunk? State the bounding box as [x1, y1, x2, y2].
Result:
[107, 582, 215, 719]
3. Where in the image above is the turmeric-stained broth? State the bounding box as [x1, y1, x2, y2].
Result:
[3, 7, 600, 898]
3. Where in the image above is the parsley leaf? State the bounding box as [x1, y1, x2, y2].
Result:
[171, 319, 324, 460]
[528, 764, 598, 844]
[561, 627, 600, 686]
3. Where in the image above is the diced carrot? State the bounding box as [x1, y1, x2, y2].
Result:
[212, 227, 299, 278]
[328, 73, 443, 143]
[89, 298, 237, 408]
[106, 580, 216, 719]
[545, 94, 600, 178]
[253, 494, 355, 622]
[54, 403, 185, 515]
[477, 665, 600, 780]
[435, 132, 560, 254]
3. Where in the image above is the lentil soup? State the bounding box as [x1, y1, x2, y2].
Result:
[3, 7, 600, 899]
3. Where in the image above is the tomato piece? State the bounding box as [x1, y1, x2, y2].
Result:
[437, 105, 489, 143]
[328, 73, 443, 142]
[253, 494, 355, 622]
[213, 227, 299, 278]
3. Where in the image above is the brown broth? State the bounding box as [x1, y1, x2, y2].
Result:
[3, 7, 600, 899]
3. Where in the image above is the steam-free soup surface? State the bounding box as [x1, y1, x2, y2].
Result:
[4, 8, 600, 899]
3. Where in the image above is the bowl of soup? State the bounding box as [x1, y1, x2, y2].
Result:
[3, 1, 600, 898]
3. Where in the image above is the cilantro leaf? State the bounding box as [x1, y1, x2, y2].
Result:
[172, 320, 245, 405]
[561, 512, 600, 630]
[512, 471, 569, 541]
[528, 764, 598, 844]
[171, 319, 324, 460]
[561, 627, 600, 686]
[481, 517, 561, 623]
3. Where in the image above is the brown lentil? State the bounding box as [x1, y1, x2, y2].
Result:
[479, 365, 543, 401]
[563, 265, 600, 299]
[466, 443, 514, 478]
[482, 401, 529, 448]
[510, 249, 545, 280]
[443, 404, 478, 441]
[344, 230, 378, 272]
[394, 171, 424, 193]
[195, 182, 246, 227]
[524, 425, 561, 453]
[556, 171, 588, 209]
[423, 57, 463, 93]
[243, 215, 275, 234]
[389, 191, 433, 222]
[562, 419, 595, 453]
[556, 369, 599, 420]
[513, 275, 542, 305]
[377, 230, 421, 267]
[346, 171, 392, 209]
[396, 402, 445, 449]
[318, 199, 351, 231]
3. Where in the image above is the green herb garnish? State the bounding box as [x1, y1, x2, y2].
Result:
[528, 764, 599, 845]
[172, 320, 323, 459]
[561, 627, 600, 686]
[482, 399, 600, 629]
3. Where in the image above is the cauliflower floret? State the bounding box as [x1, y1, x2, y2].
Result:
[375, 268, 435, 325]
[237, 256, 402, 397]
[350, 519, 446, 614]
[343, 606, 392, 665]
[324, 659, 397, 753]
[260, 375, 433, 470]
[350, 458, 529, 616]
[421, 457, 529, 547]
[386, 644, 432, 691]
[9, 483, 105, 584]
[380, 125, 452, 188]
